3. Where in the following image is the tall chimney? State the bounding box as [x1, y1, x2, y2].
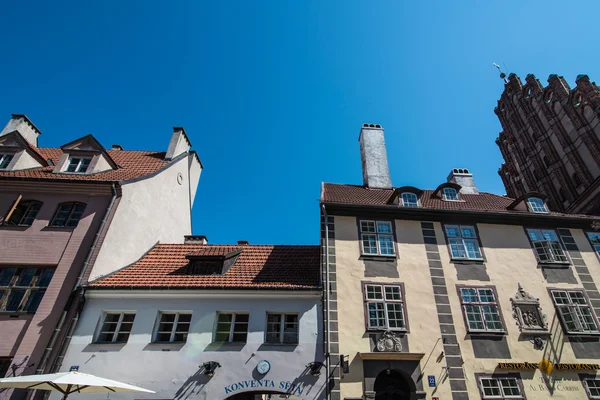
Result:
[165, 127, 192, 161]
[447, 168, 478, 194]
[1, 114, 41, 147]
[359, 123, 392, 189]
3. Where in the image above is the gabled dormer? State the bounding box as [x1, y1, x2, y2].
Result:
[0, 130, 47, 171]
[185, 247, 242, 276]
[54, 134, 118, 175]
[507, 193, 549, 213]
[432, 182, 463, 201]
[387, 186, 423, 207]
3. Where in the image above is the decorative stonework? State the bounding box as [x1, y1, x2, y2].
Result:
[510, 284, 548, 334]
[376, 331, 403, 352]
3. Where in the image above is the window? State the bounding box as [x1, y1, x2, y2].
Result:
[214, 312, 249, 343]
[400, 192, 419, 207]
[97, 312, 136, 343]
[0, 268, 54, 313]
[445, 225, 482, 260]
[50, 202, 86, 227]
[0, 154, 14, 169]
[154, 312, 192, 343]
[587, 233, 600, 257]
[65, 157, 91, 173]
[265, 313, 299, 344]
[459, 287, 504, 333]
[551, 290, 598, 334]
[443, 187, 459, 201]
[364, 283, 407, 331]
[0, 358, 11, 377]
[479, 376, 523, 399]
[584, 378, 600, 399]
[5, 200, 42, 226]
[527, 229, 568, 263]
[527, 197, 548, 213]
[359, 220, 395, 256]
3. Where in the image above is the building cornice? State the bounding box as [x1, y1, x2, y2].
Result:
[85, 289, 321, 299]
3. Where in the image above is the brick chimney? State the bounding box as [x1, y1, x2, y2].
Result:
[447, 168, 478, 194]
[1, 114, 41, 147]
[359, 123, 392, 189]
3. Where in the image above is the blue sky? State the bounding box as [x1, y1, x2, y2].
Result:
[1, 1, 598, 244]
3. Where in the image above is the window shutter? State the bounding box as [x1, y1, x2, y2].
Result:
[2, 195, 22, 224]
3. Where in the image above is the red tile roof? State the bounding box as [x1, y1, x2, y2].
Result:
[186, 246, 241, 257]
[0, 148, 170, 182]
[90, 244, 321, 290]
[321, 183, 595, 218]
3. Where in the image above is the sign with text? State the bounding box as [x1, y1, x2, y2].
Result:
[498, 361, 600, 372]
[427, 375, 436, 387]
[223, 379, 305, 396]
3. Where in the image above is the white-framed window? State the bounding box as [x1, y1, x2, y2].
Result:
[97, 312, 136, 343]
[588, 232, 600, 257]
[479, 376, 523, 399]
[364, 283, 407, 331]
[527, 197, 548, 213]
[459, 287, 504, 333]
[65, 157, 91, 173]
[50, 202, 87, 227]
[0, 154, 14, 169]
[0, 267, 55, 313]
[527, 229, 568, 263]
[214, 312, 249, 343]
[584, 378, 600, 399]
[154, 312, 192, 343]
[5, 200, 43, 226]
[445, 225, 483, 260]
[551, 290, 599, 334]
[443, 187, 459, 201]
[265, 313, 299, 344]
[360, 220, 395, 256]
[400, 192, 419, 207]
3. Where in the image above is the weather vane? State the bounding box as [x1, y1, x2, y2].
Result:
[493, 63, 508, 83]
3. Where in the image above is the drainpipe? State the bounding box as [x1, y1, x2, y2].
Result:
[321, 204, 331, 400]
[35, 183, 118, 375]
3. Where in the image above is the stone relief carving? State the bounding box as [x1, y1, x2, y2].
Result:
[376, 330, 403, 352]
[510, 284, 548, 349]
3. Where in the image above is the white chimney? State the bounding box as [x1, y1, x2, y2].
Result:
[447, 168, 478, 194]
[165, 127, 192, 161]
[1, 114, 41, 147]
[184, 235, 208, 245]
[359, 123, 392, 189]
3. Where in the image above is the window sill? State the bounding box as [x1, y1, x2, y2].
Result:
[0, 224, 30, 230]
[565, 332, 600, 338]
[538, 262, 571, 268]
[42, 225, 77, 231]
[211, 341, 247, 345]
[466, 331, 506, 336]
[93, 341, 129, 345]
[360, 254, 397, 260]
[149, 341, 187, 345]
[450, 258, 485, 263]
[366, 328, 408, 334]
[262, 342, 299, 346]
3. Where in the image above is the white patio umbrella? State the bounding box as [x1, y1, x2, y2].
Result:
[0, 371, 155, 400]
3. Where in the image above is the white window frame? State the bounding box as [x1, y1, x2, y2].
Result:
[153, 311, 192, 343]
[551, 290, 599, 335]
[65, 157, 92, 173]
[459, 287, 505, 333]
[0, 153, 14, 169]
[364, 283, 407, 331]
[587, 232, 600, 258]
[265, 313, 299, 344]
[478, 376, 523, 399]
[584, 378, 600, 399]
[96, 312, 136, 343]
[443, 187, 459, 201]
[359, 220, 395, 256]
[445, 225, 483, 260]
[400, 192, 419, 207]
[214, 312, 249, 343]
[527, 197, 548, 213]
[527, 229, 569, 264]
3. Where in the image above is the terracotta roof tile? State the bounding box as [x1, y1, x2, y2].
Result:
[187, 246, 241, 257]
[0, 148, 170, 182]
[90, 244, 321, 290]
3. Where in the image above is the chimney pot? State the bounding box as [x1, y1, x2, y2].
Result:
[447, 168, 478, 194]
[112, 144, 123, 150]
[184, 235, 208, 245]
[359, 123, 392, 189]
[237, 240, 249, 245]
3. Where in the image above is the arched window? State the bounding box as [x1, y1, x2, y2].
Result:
[573, 94, 582, 108]
[50, 202, 87, 227]
[6, 200, 43, 226]
[527, 197, 548, 213]
[544, 91, 553, 104]
[443, 188, 459, 201]
[400, 192, 419, 207]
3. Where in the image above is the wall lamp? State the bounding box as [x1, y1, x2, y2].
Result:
[306, 361, 324, 376]
[201, 361, 221, 376]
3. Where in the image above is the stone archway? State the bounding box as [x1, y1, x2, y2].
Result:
[373, 369, 414, 400]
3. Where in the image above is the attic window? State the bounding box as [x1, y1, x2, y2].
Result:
[189, 261, 222, 275]
[65, 157, 91, 173]
[400, 192, 419, 207]
[527, 197, 548, 213]
[0, 153, 14, 169]
[443, 187, 459, 201]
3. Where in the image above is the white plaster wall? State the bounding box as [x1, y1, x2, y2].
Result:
[12, 149, 42, 170]
[188, 155, 202, 206]
[90, 154, 198, 280]
[92, 154, 113, 174]
[56, 292, 326, 400]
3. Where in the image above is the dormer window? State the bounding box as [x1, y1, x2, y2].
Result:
[189, 261, 222, 275]
[527, 197, 547, 213]
[400, 192, 419, 207]
[443, 187, 459, 201]
[186, 247, 242, 276]
[0, 153, 14, 169]
[65, 157, 91, 173]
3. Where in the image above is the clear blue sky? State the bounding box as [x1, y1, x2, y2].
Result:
[1, 1, 598, 245]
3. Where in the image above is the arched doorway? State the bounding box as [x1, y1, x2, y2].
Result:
[373, 369, 413, 400]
